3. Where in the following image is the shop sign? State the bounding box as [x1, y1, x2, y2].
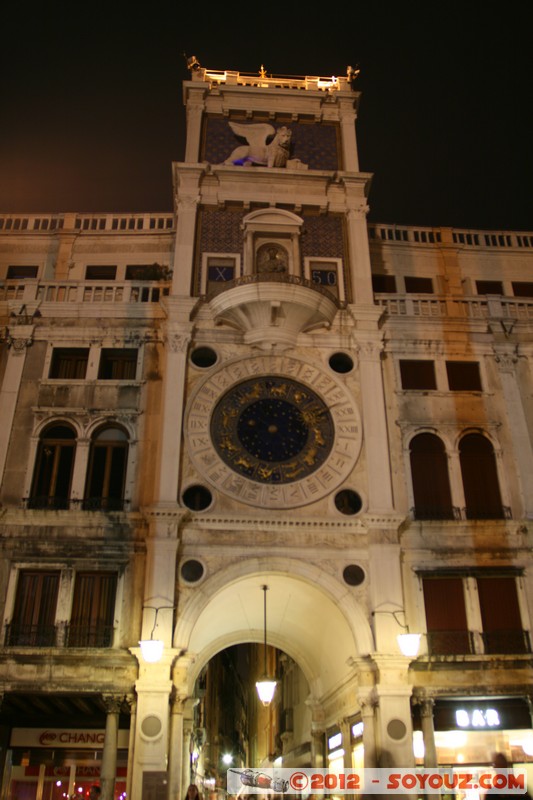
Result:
[456, 708, 500, 728]
[433, 698, 531, 731]
[10, 728, 130, 748]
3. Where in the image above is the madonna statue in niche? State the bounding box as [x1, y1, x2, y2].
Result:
[256, 244, 288, 274]
[222, 122, 292, 168]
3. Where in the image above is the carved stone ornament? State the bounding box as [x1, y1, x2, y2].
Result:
[185, 354, 362, 509]
[221, 122, 292, 168]
[166, 333, 191, 353]
[7, 334, 33, 352]
[256, 243, 288, 274]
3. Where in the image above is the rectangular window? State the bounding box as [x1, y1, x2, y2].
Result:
[512, 282, 533, 297]
[404, 276, 434, 294]
[372, 274, 397, 293]
[309, 261, 339, 299]
[446, 361, 482, 391]
[125, 264, 169, 281]
[476, 280, 503, 295]
[7, 265, 38, 279]
[7, 571, 60, 647]
[400, 360, 437, 390]
[49, 348, 89, 379]
[98, 348, 138, 380]
[422, 577, 472, 654]
[477, 576, 530, 654]
[206, 257, 236, 295]
[67, 572, 117, 647]
[85, 265, 117, 280]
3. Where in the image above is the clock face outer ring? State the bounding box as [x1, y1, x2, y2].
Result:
[185, 354, 362, 509]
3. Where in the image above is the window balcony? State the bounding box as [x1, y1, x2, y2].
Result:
[81, 497, 128, 512]
[412, 505, 511, 521]
[3, 622, 115, 648]
[482, 630, 531, 654]
[426, 630, 475, 655]
[412, 506, 461, 521]
[65, 623, 115, 648]
[23, 497, 130, 512]
[4, 623, 58, 647]
[25, 496, 70, 511]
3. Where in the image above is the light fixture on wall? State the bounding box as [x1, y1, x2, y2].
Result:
[372, 608, 421, 658]
[139, 605, 175, 663]
[255, 585, 277, 706]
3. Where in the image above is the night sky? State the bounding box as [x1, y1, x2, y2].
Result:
[1, 4, 531, 232]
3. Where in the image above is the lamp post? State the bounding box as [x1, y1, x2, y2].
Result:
[372, 608, 421, 657]
[139, 605, 175, 662]
[255, 585, 277, 706]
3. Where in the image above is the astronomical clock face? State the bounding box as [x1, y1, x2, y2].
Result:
[186, 355, 362, 509]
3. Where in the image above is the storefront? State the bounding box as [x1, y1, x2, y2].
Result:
[1, 728, 129, 800]
[414, 697, 533, 799]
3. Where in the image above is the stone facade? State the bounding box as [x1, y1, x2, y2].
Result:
[1, 65, 533, 800]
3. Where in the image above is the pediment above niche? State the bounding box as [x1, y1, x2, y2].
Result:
[243, 207, 304, 232]
[207, 278, 338, 350]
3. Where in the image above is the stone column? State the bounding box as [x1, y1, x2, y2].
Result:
[170, 172, 204, 297]
[373, 657, 415, 768]
[100, 695, 122, 800]
[340, 717, 353, 770]
[184, 89, 207, 164]
[168, 692, 197, 800]
[493, 347, 533, 514]
[357, 340, 394, 513]
[181, 714, 195, 798]
[310, 727, 326, 768]
[359, 697, 378, 768]
[338, 96, 359, 172]
[125, 694, 137, 800]
[130, 651, 176, 800]
[168, 691, 184, 800]
[419, 698, 437, 768]
[154, 326, 192, 506]
[0, 327, 34, 486]
[345, 206, 374, 305]
[69, 437, 90, 506]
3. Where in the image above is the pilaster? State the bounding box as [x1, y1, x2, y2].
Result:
[0, 324, 34, 487]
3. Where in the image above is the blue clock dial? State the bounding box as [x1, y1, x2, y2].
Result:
[211, 377, 334, 484]
[237, 398, 309, 461]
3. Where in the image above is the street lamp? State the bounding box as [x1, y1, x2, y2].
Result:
[256, 585, 277, 706]
[139, 605, 174, 662]
[372, 608, 421, 658]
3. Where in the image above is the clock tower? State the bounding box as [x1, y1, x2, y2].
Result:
[135, 65, 411, 798]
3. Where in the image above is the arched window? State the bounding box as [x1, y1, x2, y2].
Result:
[409, 433, 454, 519]
[84, 426, 129, 511]
[459, 433, 504, 519]
[29, 424, 76, 509]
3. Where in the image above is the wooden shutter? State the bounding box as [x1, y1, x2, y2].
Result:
[422, 577, 470, 654]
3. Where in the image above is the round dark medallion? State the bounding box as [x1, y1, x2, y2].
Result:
[211, 376, 334, 484]
[334, 489, 363, 515]
[182, 484, 212, 511]
[181, 559, 205, 582]
[237, 398, 309, 461]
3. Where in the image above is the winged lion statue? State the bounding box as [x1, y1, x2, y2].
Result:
[221, 122, 292, 168]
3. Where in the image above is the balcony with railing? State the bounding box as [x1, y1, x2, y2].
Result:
[4, 623, 58, 647]
[426, 630, 475, 656]
[425, 629, 531, 656]
[23, 496, 130, 512]
[207, 272, 340, 349]
[4, 621, 115, 648]
[0, 279, 169, 306]
[65, 623, 114, 648]
[411, 506, 511, 521]
[375, 294, 533, 322]
[482, 630, 531, 655]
